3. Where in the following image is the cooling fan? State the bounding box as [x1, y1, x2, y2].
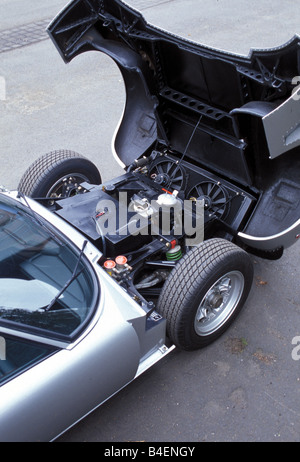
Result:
[188, 181, 229, 219]
[149, 158, 186, 192]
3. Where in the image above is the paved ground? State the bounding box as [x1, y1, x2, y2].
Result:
[0, 0, 300, 442]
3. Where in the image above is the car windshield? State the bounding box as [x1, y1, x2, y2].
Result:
[0, 194, 98, 339]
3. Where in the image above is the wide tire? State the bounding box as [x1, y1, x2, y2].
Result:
[18, 150, 102, 201]
[156, 238, 253, 350]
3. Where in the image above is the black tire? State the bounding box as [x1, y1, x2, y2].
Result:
[156, 238, 254, 350]
[18, 150, 102, 201]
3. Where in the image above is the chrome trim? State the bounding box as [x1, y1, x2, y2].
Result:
[238, 218, 300, 250]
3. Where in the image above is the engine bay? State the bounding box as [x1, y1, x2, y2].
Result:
[53, 147, 255, 311]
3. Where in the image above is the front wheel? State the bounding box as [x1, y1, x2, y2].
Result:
[156, 238, 254, 350]
[18, 150, 102, 204]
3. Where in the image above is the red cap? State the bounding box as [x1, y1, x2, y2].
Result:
[115, 255, 127, 266]
[104, 260, 116, 269]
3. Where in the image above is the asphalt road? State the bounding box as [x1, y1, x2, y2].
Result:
[0, 0, 300, 443]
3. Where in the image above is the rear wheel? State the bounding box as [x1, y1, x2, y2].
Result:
[156, 238, 253, 350]
[18, 150, 102, 204]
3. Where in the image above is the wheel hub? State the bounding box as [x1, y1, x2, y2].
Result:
[59, 177, 83, 197]
[47, 174, 89, 201]
[194, 271, 244, 336]
[207, 292, 224, 308]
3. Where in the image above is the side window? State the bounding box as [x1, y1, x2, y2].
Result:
[0, 196, 98, 339]
[0, 334, 56, 384]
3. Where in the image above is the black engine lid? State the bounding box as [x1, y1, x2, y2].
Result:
[48, 0, 300, 186]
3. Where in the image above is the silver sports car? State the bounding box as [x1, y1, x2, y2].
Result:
[1, 0, 300, 441]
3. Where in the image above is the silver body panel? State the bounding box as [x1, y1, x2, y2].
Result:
[263, 92, 300, 159]
[0, 192, 171, 442]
